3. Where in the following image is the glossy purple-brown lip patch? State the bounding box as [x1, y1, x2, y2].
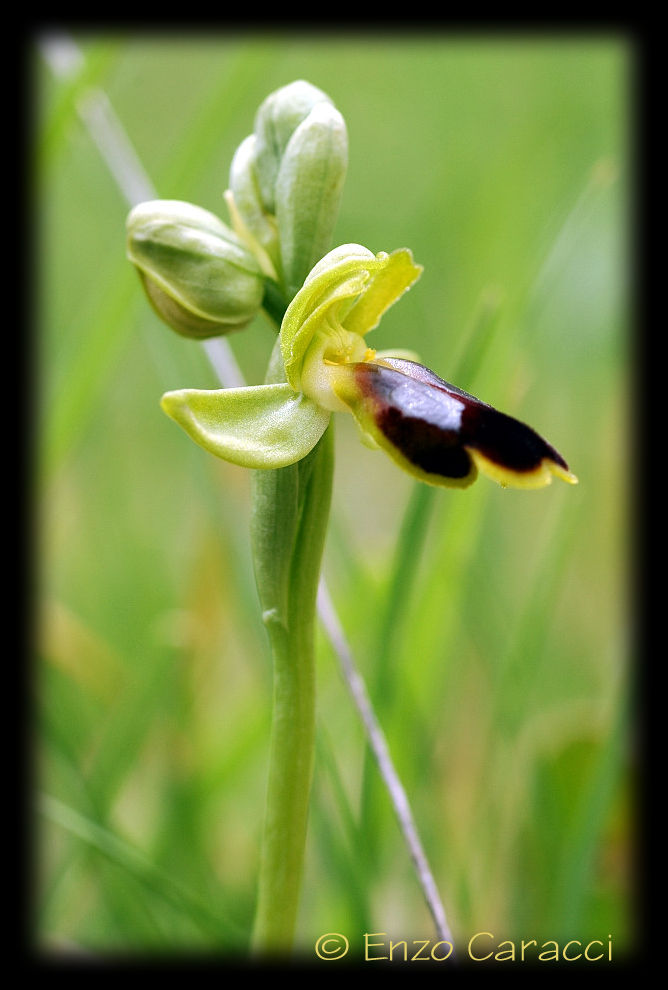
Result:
[335, 357, 577, 490]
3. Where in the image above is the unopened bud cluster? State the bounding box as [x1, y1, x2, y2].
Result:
[227, 80, 348, 301]
[127, 80, 348, 340]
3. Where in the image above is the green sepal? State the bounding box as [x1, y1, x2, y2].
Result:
[160, 383, 330, 469]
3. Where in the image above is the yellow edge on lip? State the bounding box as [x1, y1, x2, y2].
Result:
[467, 448, 579, 490]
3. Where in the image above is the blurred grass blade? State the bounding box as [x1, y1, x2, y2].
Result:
[37, 35, 121, 171]
[547, 689, 629, 933]
[313, 729, 373, 934]
[40, 794, 247, 948]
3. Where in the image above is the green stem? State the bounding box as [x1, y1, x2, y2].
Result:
[251, 616, 315, 952]
[250, 424, 334, 953]
[262, 278, 291, 331]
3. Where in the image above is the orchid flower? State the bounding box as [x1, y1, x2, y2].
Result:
[160, 243, 577, 490]
[129, 77, 579, 955]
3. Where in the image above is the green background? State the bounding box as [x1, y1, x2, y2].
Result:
[35, 30, 632, 961]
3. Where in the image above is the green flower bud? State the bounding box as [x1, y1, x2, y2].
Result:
[226, 135, 280, 280]
[253, 80, 332, 214]
[127, 199, 265, 339]
[276, 100, 348, 300]
[225, 80, 348, 301]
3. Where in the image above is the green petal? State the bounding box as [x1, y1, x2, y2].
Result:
[343, 248, 422, 337]
[160, 384, 330, 469]
[280, 245, 376, 390]
[279, 245, 422, 392]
